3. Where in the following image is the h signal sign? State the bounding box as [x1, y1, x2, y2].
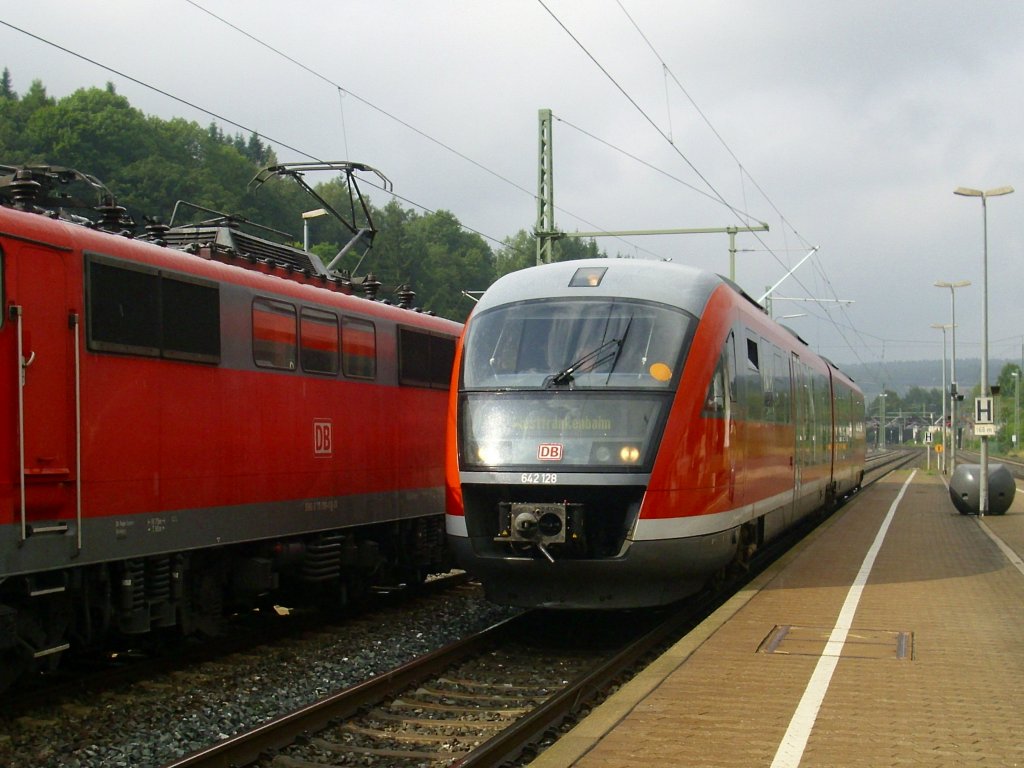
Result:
[975, 397, 994, 425]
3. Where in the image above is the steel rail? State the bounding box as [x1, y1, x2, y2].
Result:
[159, 612, 528, 768]
[453, 595, 717, 767]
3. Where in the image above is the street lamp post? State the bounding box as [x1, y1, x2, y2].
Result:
[879, 393, 888, 450]
[931, 323, 951, 473]
[934, 280, 970, 471]
[302, 208, 329, 252]
[1013, 371, 1020, 454]
[954, 185, 1015, 515]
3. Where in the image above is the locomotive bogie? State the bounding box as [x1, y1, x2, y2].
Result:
[446, 259, 866, 609]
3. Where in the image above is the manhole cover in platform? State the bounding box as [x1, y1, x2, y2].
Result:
[758, 625, 913, 660]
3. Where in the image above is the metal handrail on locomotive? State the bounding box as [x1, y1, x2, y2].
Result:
[445, 259, 866, 609]
[0, 162, 461, 690]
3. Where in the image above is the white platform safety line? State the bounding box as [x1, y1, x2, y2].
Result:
[939, 474, 1024, 576]
[977, 519, 1024, 577]
[770, 470, 917, 768]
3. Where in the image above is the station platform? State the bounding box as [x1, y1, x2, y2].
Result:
[532, 464, 1024, 767]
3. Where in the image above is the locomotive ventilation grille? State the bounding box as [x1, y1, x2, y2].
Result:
[165, 225, 329, 276]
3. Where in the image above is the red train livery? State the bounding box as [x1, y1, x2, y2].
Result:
[0, 164, 460, 687]
[446, 258, 866, 609]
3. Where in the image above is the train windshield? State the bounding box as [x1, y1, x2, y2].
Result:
[461, 298, 694, 391]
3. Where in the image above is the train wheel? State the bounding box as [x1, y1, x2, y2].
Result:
[0, 610, 61, 691]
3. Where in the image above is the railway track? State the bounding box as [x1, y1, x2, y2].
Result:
[0, 573, 523, 768]
[864, 448, 919, 480]
[162, 604, 719, 768]
[1, 572, 476, 719]
[956, 449, 1024, 480]
[160, 451, 918, 768]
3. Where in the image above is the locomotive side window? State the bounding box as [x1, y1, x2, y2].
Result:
[86, 256, 161, 356]
[252, 298, 297, 370]
[86, 254, 221, 362]
[300, 308, 340, 375]
[162, 275, 220, 363]
[399, 327, 456, 389]
[341, 316, 376, 379]
[430, 334, 457, 388]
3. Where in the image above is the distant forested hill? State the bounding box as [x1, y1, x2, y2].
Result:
[842, 358, 1015, 401]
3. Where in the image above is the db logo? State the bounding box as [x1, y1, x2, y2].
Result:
[538, 443, 563, 461]
[314, 420, 333, 456]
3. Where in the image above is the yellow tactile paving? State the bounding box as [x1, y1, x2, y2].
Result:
[532, 467, 1024, 767]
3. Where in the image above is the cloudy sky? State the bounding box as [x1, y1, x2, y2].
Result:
[2, 1, 1022, 387]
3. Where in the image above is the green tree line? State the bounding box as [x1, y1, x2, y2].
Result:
[867, 363, 1024, 454]
[0, 70, 605, 322]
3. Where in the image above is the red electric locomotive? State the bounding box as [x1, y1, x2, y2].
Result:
[0, 163, 460, 688]
[445, 258, 865, 609]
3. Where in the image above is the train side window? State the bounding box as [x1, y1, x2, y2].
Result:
[746, 337, 759, 369]
[398, 327, 456, 389]
[252, 298, 297, 370]
[773, 349, 790, 423]
[703, 335, 735, 417]
[86, 256, 161, 356]
[0, 244, 4, 329]
[162, 274, 220, 363]
[300, 307, 339, 375]
[342, 316, 376, 379]
[704, 358, 727, 416]
[762, 347, 776, 422]
[744, 335, 763, 421]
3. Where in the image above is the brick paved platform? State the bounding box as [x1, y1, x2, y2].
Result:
[532, 464, 1024, 767]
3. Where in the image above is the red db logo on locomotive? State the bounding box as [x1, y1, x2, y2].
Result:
[314, 420, 333, 456]
[537, 443, 563, 461]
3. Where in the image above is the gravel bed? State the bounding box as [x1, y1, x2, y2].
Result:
[0, 583, 519, 768]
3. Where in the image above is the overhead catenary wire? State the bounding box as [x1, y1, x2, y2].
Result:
[608, 0, 883, 371]
[535, 1, 824, 299]
[180, 0, 671, 260]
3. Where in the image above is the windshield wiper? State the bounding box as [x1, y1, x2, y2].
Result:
[545, 338, 622, 387]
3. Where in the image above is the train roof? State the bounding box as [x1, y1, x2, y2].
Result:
[475, 258, 729, 317]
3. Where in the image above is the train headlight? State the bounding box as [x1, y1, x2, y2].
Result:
[589, 442, 643, 465]
[619, 445, 640, 463]
[476, 443, 502, 465]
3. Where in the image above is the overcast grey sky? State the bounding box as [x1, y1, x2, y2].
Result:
[2, 1, 1022, 388]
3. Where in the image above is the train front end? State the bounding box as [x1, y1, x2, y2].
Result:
[446, 259, 732, 608]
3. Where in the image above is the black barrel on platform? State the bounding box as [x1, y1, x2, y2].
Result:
[948, 463, 1016, 516]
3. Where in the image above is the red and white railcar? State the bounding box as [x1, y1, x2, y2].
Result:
[0, 164, 460, 687]
[446, 258, 865, 608]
